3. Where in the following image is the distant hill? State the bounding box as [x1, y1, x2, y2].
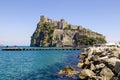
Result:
[0, 43, 3, 46]
[30, 16, 106, 47]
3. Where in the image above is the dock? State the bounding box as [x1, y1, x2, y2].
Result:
[2, 47, 81, 51]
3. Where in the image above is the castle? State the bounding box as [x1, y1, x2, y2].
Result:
[30, 16, 106, 47]
[40, 16, 83, 30]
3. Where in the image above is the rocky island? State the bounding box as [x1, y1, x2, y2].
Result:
[30, 16, 106, 47]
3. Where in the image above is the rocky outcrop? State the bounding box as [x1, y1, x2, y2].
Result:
[30, 16, 106, 47]
[59, 47, 120, 80]
[58, 66, 77, 77]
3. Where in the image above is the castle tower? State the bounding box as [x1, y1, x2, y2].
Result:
[58, 18, 67, 29]
[40, 16, 47, 22]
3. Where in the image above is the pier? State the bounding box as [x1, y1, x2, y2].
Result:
[2, 47, 81, 51]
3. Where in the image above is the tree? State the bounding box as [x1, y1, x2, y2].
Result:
[77, 37, 106, 46]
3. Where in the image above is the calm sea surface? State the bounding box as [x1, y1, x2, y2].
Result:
[0, 46, 82, 80]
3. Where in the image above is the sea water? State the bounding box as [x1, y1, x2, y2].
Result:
[0, 47, 82, 80]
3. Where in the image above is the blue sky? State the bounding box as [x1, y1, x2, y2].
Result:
[0, 0, 120, 46]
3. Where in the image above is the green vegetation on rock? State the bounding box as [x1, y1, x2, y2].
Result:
[78, 37, 106, 45]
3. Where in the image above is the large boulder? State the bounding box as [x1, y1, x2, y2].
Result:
[95, 63, 105, 69]
[114, 61, 120, 73]
[90, 63, 96, 70]
[79, 54, 87, 60]
[100, 67, 114, 80]
[104, 58, 120, 66]
[58, 66, 76, 77]
[78, 69, 95, 79]
[77, 62, 84, 68]
[111, 50, 120, 58]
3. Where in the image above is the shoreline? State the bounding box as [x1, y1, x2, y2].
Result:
[58, 46, 120, 80]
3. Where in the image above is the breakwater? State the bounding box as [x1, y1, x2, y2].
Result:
[2, 47, 80, 51]
[59, 47, 120, 80]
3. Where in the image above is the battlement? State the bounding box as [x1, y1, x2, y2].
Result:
[40, 16, 68, 29]
[40, 16, 47, 22]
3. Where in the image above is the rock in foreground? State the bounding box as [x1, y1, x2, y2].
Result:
[58, 66, 76, 77]
[59, 47, 120, 80]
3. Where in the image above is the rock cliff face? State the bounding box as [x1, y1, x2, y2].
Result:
[30, 16, 106, 47]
